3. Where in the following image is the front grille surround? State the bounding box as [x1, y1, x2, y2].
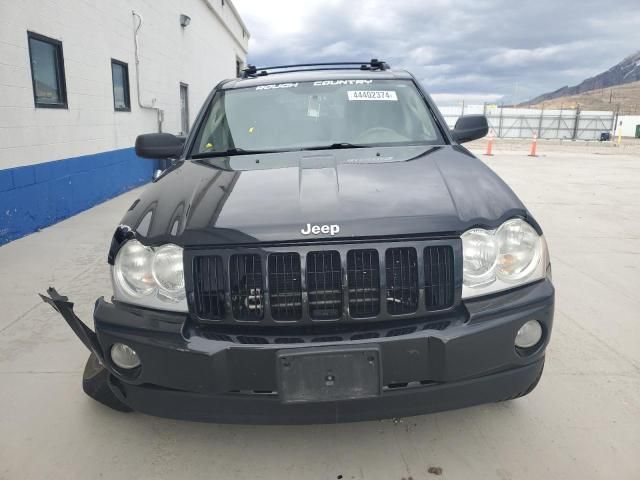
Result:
[186, 238, 461, 326]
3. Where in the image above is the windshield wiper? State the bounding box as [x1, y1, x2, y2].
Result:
[300, 143, 368, 151]
[192, 142, 380, 158]
[191, 147, 287, 159]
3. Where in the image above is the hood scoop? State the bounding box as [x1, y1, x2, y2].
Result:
[298, 154, 340, 210]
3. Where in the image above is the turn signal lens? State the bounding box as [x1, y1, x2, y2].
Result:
[495, 219, 541, 281]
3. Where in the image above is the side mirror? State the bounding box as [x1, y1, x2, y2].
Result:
[452, 115, 489, 143]
[135, 133, 185, 159]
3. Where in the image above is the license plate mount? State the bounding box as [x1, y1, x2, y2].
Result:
[276, 346, 382, 404]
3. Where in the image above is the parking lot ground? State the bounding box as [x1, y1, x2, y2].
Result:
[1, 144, 639, 480]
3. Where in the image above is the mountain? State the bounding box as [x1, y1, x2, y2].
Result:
[521, 80, 640, 114]
[522, 51, 640, 107]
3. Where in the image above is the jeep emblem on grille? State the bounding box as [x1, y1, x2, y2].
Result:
[301, 223, 340, 236]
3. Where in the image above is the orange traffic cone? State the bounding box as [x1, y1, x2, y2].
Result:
[484, 132, 494, 156]
[528, 133, 538, 157]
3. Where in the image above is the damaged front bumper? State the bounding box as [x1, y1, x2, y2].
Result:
[40, 288, 103, 360]
[40, 288, 132, 412]
[41, 280, 554, 424]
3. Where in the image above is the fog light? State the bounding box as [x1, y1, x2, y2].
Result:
[515, 320, 543, 349]
[111, 343, 141, 369]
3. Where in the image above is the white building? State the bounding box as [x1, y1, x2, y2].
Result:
[0, 0, 249, 244]
[616, 115, 640, 138]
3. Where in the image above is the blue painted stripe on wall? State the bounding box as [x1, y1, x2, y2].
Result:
[0, 148, 156, 245]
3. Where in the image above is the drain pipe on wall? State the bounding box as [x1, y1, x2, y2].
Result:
[132, 11, 164, 133]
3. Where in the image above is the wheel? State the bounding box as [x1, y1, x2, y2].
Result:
[82, 353, 133, 412]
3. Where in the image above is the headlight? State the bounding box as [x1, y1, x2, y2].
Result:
[114, 241, 155, 297]
[112, 240, 187, 311]
[152, 245, 186, 295]
[462, 218, 548, 299]
[461, 229, 498, 286]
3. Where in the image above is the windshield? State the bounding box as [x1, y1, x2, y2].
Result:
[190, 79, 444, 156]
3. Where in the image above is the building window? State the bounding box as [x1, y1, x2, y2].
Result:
[27, 31, 67, 108]
[111, 59, 131, 112]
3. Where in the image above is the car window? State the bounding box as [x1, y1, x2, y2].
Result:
[192, 79, 443, 155]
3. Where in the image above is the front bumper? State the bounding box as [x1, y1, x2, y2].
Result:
[42, 279, 554, 424]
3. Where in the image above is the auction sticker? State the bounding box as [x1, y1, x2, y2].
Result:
[348, 90, 398, 101]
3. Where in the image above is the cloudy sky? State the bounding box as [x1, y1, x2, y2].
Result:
[232, 0, 640, 105]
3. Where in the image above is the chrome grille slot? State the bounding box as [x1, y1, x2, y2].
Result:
[193, 255, 225, 319]
[268, 253, 302, 320]
[307, 251, 342, 320]
[385, 247, 419, 315]
[424, 246, 454, 310]
[347, 249, 380, 318]
[230, 254, 264, 320]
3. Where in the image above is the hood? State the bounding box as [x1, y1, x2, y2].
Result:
[121, 145, 531, 246]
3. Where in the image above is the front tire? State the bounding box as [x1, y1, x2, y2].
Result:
[82, 353, 133, 412]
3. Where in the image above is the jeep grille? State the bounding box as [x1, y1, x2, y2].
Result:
[188, 240, 457, 325]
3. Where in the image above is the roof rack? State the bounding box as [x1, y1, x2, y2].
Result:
[241, 59, 390, 79]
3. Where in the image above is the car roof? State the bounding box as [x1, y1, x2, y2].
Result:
[221, 68, 415, 90]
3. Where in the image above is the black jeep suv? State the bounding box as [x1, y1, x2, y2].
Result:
[42, 60, 554, 424]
